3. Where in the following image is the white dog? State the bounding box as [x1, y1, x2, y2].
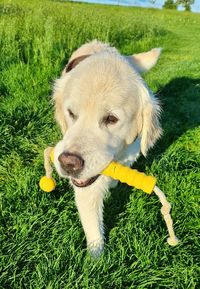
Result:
[53, 40, 162, 257]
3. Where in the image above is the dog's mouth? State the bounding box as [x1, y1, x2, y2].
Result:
[71, 175, 100, 188]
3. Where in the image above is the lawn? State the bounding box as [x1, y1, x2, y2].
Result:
[0, 0, 200, 288]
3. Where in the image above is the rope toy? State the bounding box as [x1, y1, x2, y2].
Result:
[39, 146, 179, 246]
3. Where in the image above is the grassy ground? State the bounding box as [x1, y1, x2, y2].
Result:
[0, 0, 200, 288]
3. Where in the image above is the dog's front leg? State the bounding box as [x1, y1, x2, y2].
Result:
[74, 179, 108, 258]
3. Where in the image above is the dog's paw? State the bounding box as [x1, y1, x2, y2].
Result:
[87, 239, 104, 258]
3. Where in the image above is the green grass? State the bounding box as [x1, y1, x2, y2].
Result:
[0, 0, 200, 288]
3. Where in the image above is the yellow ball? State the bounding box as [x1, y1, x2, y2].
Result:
[39, 176, 56, 192]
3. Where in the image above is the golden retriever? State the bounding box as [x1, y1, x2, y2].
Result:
[53, 40, 162, 257]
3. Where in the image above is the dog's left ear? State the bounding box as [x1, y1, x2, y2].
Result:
[126, 48, 162, 73]
[139, 84, 162, 156]
[125, 48, 162, 155]
[125, 83, 162, 156]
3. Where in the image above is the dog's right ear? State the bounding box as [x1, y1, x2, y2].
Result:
[53, 77, 68, 135]
[53, 55, 91, 135]
[62, 54, 91, 75]
[65, 54, 91, 72]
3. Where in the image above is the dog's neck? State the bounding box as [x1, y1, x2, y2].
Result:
[117, 138, 141, 167]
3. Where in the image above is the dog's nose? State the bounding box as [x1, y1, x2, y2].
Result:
[58, 152, 84, 175]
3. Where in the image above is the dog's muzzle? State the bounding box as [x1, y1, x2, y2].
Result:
[58, 151, 84, 176]
[71, 175, 100, 188]
[58, 151, 100, 187]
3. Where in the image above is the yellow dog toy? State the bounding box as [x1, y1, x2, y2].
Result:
[39, 147, 179, 246]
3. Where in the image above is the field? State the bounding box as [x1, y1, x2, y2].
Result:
[0, 0, 200, 288]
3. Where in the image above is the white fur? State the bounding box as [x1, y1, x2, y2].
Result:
[53, 40, 162, 257]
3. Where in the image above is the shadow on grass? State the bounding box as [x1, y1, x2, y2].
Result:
[156, 77, 200, 153]
[132, 76, 200, 171]
[104, 76, 200, 237]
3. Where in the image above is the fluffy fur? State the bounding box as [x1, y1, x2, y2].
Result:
[53, 40, 162, 257]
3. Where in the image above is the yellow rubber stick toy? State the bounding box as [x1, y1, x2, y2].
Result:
[39, 147, 179, 246]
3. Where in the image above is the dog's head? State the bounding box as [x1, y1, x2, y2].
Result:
[53, 47, 162, 187]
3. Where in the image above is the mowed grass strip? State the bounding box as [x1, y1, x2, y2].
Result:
[0, 0, 200, 288]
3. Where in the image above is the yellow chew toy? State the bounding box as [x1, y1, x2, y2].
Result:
[40, 147, 156, 194]
[39, 146, 179, 246]
[102, 162, 156, 194]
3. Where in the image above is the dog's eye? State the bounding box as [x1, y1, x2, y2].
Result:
[103, 114, 118, 125]
[68, 109, 77, 120]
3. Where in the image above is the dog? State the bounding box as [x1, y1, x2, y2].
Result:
[53, 40, 162, 257]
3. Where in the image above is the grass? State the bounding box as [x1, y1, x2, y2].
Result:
[0, 0, 200, 288]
